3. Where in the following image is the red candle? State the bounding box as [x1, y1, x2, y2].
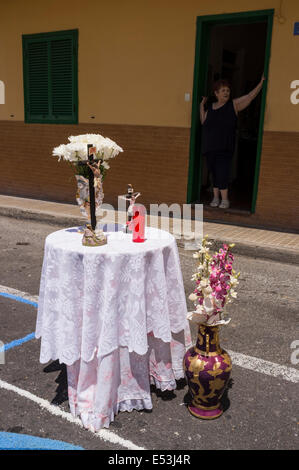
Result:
[132, 205, 146, 242]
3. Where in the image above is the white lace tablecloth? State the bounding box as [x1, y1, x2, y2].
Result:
[35, 226, 191, 429]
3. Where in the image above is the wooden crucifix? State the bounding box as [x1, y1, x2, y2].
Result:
[76, 144, 100, 231]
[76, 143, 104, 232]
[87, 144, 97, 230]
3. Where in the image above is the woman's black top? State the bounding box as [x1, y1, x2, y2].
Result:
[201, 100, 237, 157]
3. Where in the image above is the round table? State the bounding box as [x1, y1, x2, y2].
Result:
[35, 226, 191, 430]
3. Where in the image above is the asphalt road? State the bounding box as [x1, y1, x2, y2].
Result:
[0, 216, 298, 452]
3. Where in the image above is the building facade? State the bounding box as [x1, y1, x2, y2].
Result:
[0, 0, 298, 231]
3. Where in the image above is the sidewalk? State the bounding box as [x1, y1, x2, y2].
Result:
[0, 194, 298, 264]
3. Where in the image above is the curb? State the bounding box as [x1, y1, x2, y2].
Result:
[177, 238, 299, 265]
[1, 205, 298, 265]
[0, 205, 86, 228]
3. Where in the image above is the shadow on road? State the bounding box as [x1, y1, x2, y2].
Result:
[43, 360, 68, 406]
[42, 362, 233, 417]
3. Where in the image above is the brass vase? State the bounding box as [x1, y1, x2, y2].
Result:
[183, 324, 232, 419]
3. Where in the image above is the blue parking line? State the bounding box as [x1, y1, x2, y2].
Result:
[0, 292, 38, 308]
[1, 333, 35, 352]
[0, 292, 85, 451]
[0, 291, 37, 353]
[0, 432, 84, 450]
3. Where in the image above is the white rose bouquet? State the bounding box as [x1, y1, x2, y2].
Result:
[52, 133, 123, 179]
[52, 134, 123, 222]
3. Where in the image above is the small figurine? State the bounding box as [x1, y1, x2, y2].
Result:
[87, 160, 102, 191]
[87, 160, 101, 177]
[121, 184, 141, 233]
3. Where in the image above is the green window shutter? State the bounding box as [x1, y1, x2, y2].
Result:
[27, 41, 49, 118]
[51, 38, 73, 118]
[23, 29, 78, 124]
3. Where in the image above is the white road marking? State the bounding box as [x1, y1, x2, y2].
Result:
[1, 284, 298, 383]
[0, 284, 144, 449]
[1, 283, 298, 449]
[0, 378, 145, 450]
[226, 350, 299, 383]
[0, 285, 38, 304]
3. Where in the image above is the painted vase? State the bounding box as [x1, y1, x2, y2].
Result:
[75, 174, 107, 245]
[75, 174, 104, 220]
[183, 324, 232, 420]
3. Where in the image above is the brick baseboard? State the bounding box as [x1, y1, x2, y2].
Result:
[0, 122, 298, 231]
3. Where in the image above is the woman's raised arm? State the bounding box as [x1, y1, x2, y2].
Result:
[233, 74, 266, 113]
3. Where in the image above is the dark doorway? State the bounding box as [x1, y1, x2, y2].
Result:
[201, 22, 267, 211]
[187, 10, 274, 214]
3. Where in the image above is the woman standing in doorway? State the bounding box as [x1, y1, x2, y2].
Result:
[200, 74, 265, 209]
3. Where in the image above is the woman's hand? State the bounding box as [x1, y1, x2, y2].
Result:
[234, 74, 265, 112]
[201, 96, 208, 105]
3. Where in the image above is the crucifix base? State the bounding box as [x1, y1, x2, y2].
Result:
[82, 224, 107, 247]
